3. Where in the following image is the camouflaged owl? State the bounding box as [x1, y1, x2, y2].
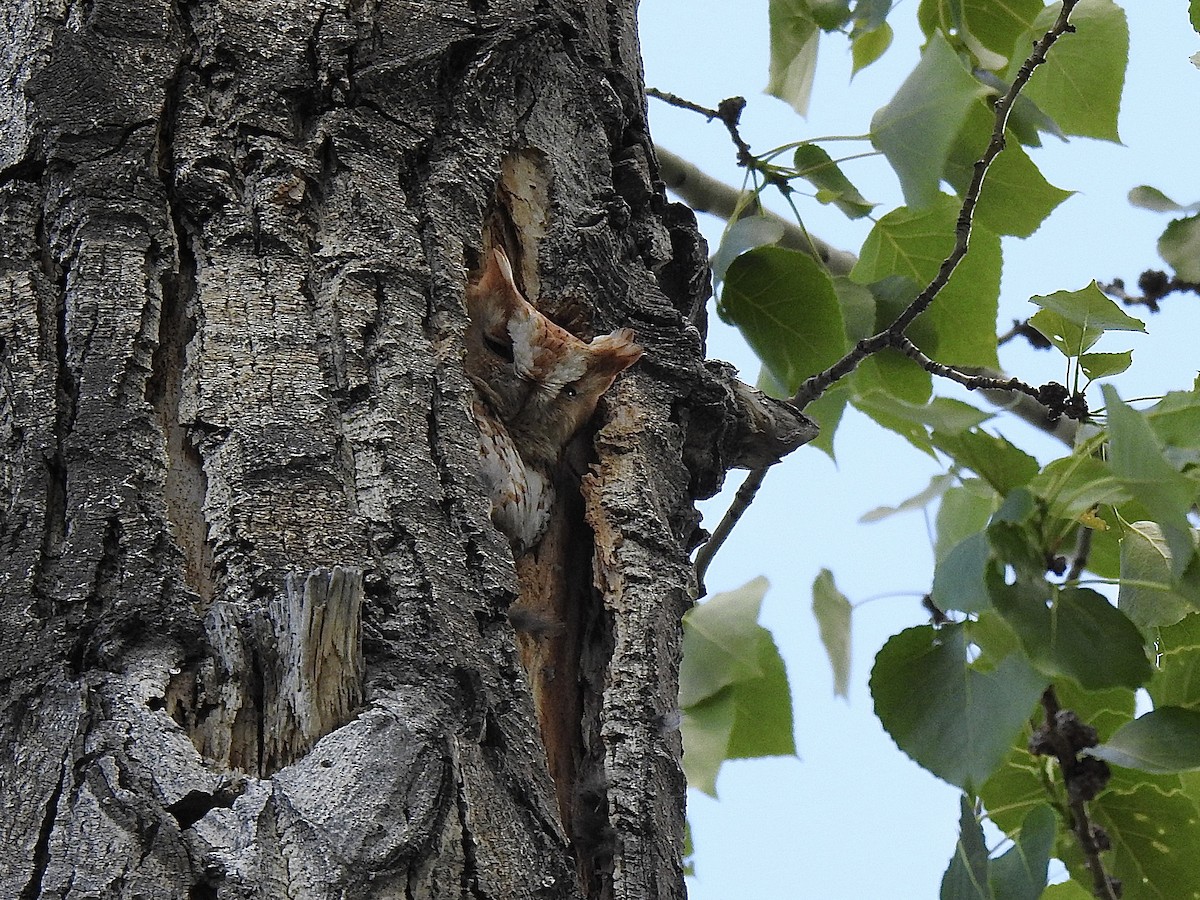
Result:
[465, 247, 642, 553]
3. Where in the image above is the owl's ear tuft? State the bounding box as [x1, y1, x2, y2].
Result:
[587, 329, 643, 377]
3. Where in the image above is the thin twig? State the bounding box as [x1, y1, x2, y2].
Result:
[694, 467, 767, 589]
[693, 1, 1083, 581]
[1101, 271, 1200, 314]
[646, 87, 720, 120]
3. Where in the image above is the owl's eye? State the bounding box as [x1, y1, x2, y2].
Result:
[562, 384, 579, 399]
[484, 332, 514, 363]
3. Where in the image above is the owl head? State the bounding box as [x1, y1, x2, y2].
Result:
[465, 247, 643, 465]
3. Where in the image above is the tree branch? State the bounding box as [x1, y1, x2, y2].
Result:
[1030, 687, 1121, 900]
[685, 1, 1084, 580]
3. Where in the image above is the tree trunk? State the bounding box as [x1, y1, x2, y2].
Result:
[1, 1, 802, 897]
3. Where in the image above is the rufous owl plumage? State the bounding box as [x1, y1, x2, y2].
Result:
[465, 247, 642, 552]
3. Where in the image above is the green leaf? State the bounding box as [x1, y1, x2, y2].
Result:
[932, 430, 1040, 496]
[1158, 214, 1200, 281]
[1079, 350, 1132, 381]
[979, 678, 1135, 833]
[1104, 385, 1197, 578]
[680, 694, 736, 796]
[933, 531, 992, 614]
[1011, 0, 1128, 143]
[680, 578, 796, 794]
[725, 626, 795, 761]
[870, 32, 988, 207]
[1149, 613, 1200, 712]
[940, 795, 992, 900]
[680, 578, 771, 707]
[810, 0, 851, 29]
[1145, 384, 1200, 451]
[711, 216, 786, 286]
[767, 0, 820, 116]
[793, 144, 874, 218]
[834, 275, 877, 341]
[935, 481, 998, 564]
[957, 0, 1044, 61]
[854, 195, 1002, 368]
[1027, 281, 1146, 357]
[812, 569, 853, 698]
[722, 246, 847, 394]
[855, 349, 933, 406]
[991, 578, 1152, 691]
[1118, 521, 1194, 630]
[1041, 880, 1097, 899]
[1086, 777, 1200, 900]
[860, 473, 954, 523]
[854, 392, 992, 457]
[851, 21, 892, 74]
[1128, 185, 1198, 213]
[1029, 454, 1129, 526]
[944, 100, 1073, 238]
[1087, 707, 1200, 774]
[988, 804, 1054, 900]
[802, 377, 850, 459]
[871, 623, 1046, 791]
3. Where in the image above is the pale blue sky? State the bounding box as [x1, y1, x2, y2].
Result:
[637, 2, 1200, 897]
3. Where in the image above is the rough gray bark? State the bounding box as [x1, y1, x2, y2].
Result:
[0, 1, 808, 898]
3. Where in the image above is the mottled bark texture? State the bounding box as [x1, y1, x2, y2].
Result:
[0, 1, 807, 898]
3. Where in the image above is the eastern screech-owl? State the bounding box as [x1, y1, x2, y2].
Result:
[465, 247, 643, 553]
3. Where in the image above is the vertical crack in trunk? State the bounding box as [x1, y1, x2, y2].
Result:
[18, 746, 68, 900]
[150, 68, 216, 606]
[32, 250, 75, 613]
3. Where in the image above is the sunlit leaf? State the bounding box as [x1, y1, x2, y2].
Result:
[1104, 386, 1197, 578]
[711, 216, 786, 287]
[722, 247, 846, 394]
[680, 694, 736, 796]
[871, 623, 1046, 791]
[1083, 773, 1200, 899]
[679, 578, 796, 795]
[851, 22, 893, 75]
[854, 195, 1001, 368]
[812, 569, 853, 698]
[932, 430, 1040, 496]
[680, 578, 770, 707]
[793, 144, 874, 218]
[1011, 0, 1128, 143]
[1158, 214, 1200, 281]
[871, 32, 988, 207]
[767, 0, 820, 115]
[960, 0, 1044, 60]
[945, 100, 1072, 238]
[1027, 282, 1146, 357]
[1086, 707, 1200, 774]
[1149, 613, 1200, 712]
